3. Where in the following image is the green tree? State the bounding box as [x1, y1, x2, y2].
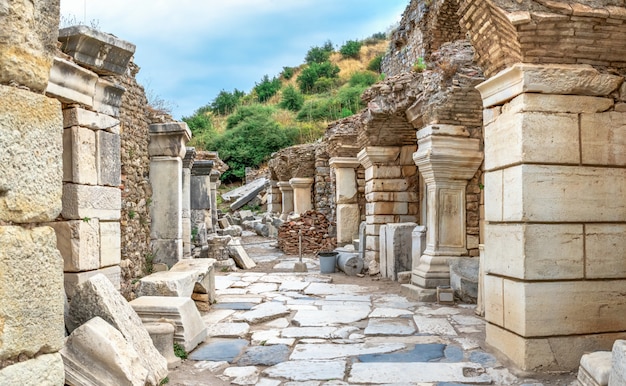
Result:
[254, 74, 282, 103]
[210, 89, 245, 115]
[367, 54, 383, 73]
[279, 85, 304, 112]
[282, 66, 295, 80]
[305, 40, 334, 64]
[349, 71, 379, 87]
[296, 61, 340, 93]
[339, 40, 362, 59]
[183, 105, 216, 150]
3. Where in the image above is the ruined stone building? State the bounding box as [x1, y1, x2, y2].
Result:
[267, 0, 626, 372]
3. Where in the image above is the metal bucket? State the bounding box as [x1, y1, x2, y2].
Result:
[318, 252, 338, 274]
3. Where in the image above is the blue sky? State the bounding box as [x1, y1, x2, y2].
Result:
[60, 1, 408, 119]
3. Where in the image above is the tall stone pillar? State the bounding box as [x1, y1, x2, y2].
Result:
[289, 177, 314, 214]
[358, 146, 419, 273]
[190, 160, 213, 253]
[266, 180, 282, 215]
[209, 170, 220, 233]
[148, 122, 191, 268]
[182, 147, 195, 258]
[278, 181, 294, 219]
[476, 64, 626, 371]
[329, 157, 361, 245]
[411, 125, 482, 297]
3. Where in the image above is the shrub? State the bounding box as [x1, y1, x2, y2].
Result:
[367, 54, 383, 73]
[210, 89, 245, 115]
[412, 57, 427, 73]
[254, 74, 281, 103]
[279, 85, 304, 112]
[282, 66, 295, 80]
[338, 85, 367, 113]
[296, 98, 342, 122]
[349, 71, 379, 87]
[312, 77, 335, 93]
[339, 40, 362, 59]
[296, 61, 340, 93]
[183, 105, 217, 150]
[305, 40, 334, 64]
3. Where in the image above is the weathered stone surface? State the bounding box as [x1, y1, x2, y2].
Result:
[170, 258, 216, 297]
[364, 317, 416, 336]
[449, 257, 479, 302]
[61, 316, 149, 386]
[64, 265, 121, 299]
[93, 77, 126, 117]
[58, 25, 136, 76]
[151, 239, 183, 268]
[148, 123, 191, 158]
[45, 57, 97, 107]
[380, 223, 416, 280]
[67, 274, 168, 384]
[100, 221, 121, 268]
[290, 342, 406, 360]
[413, 315, 457, 336]
[610, 340, 626, 386]
[0, 226, 65, 360]
[289, 177, 314, 214]
[0, 85, 62, 223]
[150, 157, 182, 239]
[581, 112, 626, 166]
[145, 322, 181, 370]
[130, 296, 207, 352]
[349, 362, 491, 384]
[63, 106, 120, 131]
[235, 302, 290, 324]
[0, 0, 60, 92]
[577, 351, 611, 386]
[0, 353, 65, 386]
[97, 130, 121, 186]
[62, 183, 121, 220]
[505, 93, 613, 115]
[47, 218, 100, 272]
[137, 270, 196, 297]
[63, 126, 98, 185]
[263, 360, 346, 382]
[229, 238, 257, 269]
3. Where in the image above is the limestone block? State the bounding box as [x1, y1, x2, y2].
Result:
[190, 174, 211, 209]
[483, 274, 504, 326]
[0, 226, 65, 360]
[64, 266, 121, 299]
[45, 57, 97, 107]
[505, 93, 614, 115]
[0, 353, 65, 386]
[67, 274, 169, 385]
[366, 202, 408, 216]
[336, 204, 360, 244]
[47, 218, 100, 272]
[58, 25, 136, 76]
[365, 179, 409, 193]
[364, 165, 402, 181]
[577, 351, 611, 386]
[0, 86, 62, 223]
[130, 296, 207, 352]
[502, 165, 626, 222]
[484, 223, 584, 280]
[150, 157, 182, 239]
[581, 112, 626, 166]
[63, 106, 120, 132]
[63, 126, 98, 185]
[365, 191, 419, 202]
[62, 184, 121, 220]
[100, 221, 121, 268]
[381, 223, 416, 280]
[610, 340, 626, 386]
[486, 323, 626, 371]
[476, 64, 623, 108]
[93, 78, 126, 117]
[500, 279, 626, 337]
[97, 130, 121, 186]
[483, 170, 503, 222]
[170, 258, 216, 297]
[137, 271, 197, 298]
[151, 239, 183, 268]
[366, 215, 395, 224]
[357, 147, 400, 169]
[148, 123, 192, 158]
[485, 111, 579, 171]
[449, 257, 479, 303]
[585, 224, 626, 279]
[366, 235, 380, 251]
[61, 316, 149, 386]
[228, 238, 257, 269]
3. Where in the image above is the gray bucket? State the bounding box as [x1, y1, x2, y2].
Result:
[318, 252, 338, 274]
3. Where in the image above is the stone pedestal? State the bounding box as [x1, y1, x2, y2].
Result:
[289, 177, 314, 214]
[209, 170, 220, 233]
[330, 157, 361, 245]
[267, 180, 282, 215]
[182, 147, 195, 258]
[476, 63, 626, 371]
[411, 125, 482, 292]
[149, 122, 191, 268]
[278, 181, 294, 219]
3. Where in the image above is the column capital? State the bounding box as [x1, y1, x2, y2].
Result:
[209, 170, 220, 182]
[148, 122, 192, 158]
[277, 181, 293, 192]
[191, 160, 213, 176]
[357, 146, 400, 169]
[329, 157, 361, 169]
[183, 147, 196, 169]
[289, 177, 314, 189]
[476, 63, 623, 108]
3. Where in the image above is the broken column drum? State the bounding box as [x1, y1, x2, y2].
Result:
[289, 177, 314, 214]
[149, 122, 191, 268]
[182, 147, 196, 258]
[329, 157, 361, 245]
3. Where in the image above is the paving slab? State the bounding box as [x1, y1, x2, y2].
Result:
[189, 338, 248, 362]
[281, 327, 338, 339]
[263, 318, 290, 328]
[289, 342, 406, 360]
[223, 365, 259, 385]
[358, 343, 446, 363]
[304, 283, 369, 295]
[292, 308, 370, 327]
[417, 306, 460, 316]
[414, 315, 458, 336]
[279, 281, 310, 291]
[364, 317, 417, 336]
[206, 322, 250, 338]
[236, 344, 290, 366]
[235, 302, 290, 324]
[348, 362, 492, 384]
[251, 330, 296, 346]
[247, 282, 279, 294]
[369, 307, 414, 318]
[263, 360, 347, 381]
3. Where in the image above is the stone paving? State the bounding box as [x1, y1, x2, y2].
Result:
[168, 233, 578, 385]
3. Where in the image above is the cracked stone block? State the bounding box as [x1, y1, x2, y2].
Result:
[63, 126, 98, 185]
[47, 218, 100, 272]
[100, 221, 121, 268]
[96, 130, 121, 186]
[61, 183, 121, 221]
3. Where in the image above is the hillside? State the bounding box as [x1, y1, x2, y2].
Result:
[183, 35, 389, 181]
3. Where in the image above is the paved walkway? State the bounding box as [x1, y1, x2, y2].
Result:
[168, 232, 578, 385]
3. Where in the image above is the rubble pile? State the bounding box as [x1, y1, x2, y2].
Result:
[277, 211, 336, 255]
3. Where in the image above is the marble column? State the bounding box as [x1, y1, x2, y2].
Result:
[190, 160, 213, 255]
[329, 157, 361, 245]
[289, 177, 314, 214]
[277, 181, 294, 220]
[266, 180, 282, 215]
[148, 122, 191, 268]
[182, 147, 195, 258]
[209, 170, 220, 233]
[411, 124, 482, 294]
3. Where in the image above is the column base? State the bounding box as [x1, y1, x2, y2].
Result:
[411, 253, 456, 288]
[401, 283, 437, 302]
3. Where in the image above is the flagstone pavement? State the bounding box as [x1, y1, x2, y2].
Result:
[167, 232, 578, 386]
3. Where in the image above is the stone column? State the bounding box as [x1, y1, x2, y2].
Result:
[182, 147, 195, 258]
[358, 146, 419, 273]
[278, 181, 294, 219]
[329, 157, 361, 245]
[190, 160, 213, 253]
[289, 177, 314, 214]
[266, 180, 282, 215]
[149, 122, 191, 268]
[476, 63, 626, 371]
[209, 170, 220, 233]
[411, 125, 482, 296]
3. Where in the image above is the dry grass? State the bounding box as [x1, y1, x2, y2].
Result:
[331, 40, 387, 80]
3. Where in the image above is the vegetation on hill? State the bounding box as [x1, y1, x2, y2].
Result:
[183, 33, 389, 182]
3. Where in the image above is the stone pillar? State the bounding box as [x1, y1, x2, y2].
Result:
[209, 170, 220, 233]
[476, 63, 626, 371]
[358, 146, 419, 273]
[278, 181, 294, 219]
[329, 157, 361, 245]
[191, 160, 213, 254]
[149, 122, 191, 268]
[289, 177, 314, 214]
[411, 125, 482, 296]
[266, 180, 282, 215]
[182, 147, 195, 258]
